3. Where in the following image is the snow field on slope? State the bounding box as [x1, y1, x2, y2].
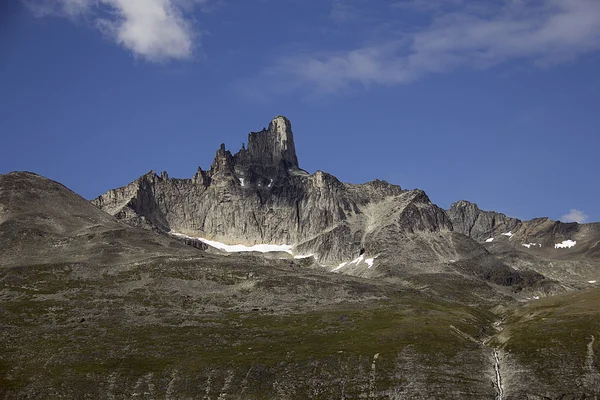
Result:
[171, 233, 293, 254]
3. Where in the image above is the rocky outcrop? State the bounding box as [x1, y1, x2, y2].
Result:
[447, 200, 600, 285]
[92, 117, 483, 274]
[91, 116, 568, 287]
[446, 200, 598, 253]
[447, 200, 521, 241]
[238, 116, 300, 179]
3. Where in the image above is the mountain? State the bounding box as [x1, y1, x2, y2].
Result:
[0, 171, 202, 268]
[448, 200, 600, 285]
[0, 170, 509, 399]
[447, 199, 600, 250]
[2, 117, 600, 399]
[92, 117, 542, 288]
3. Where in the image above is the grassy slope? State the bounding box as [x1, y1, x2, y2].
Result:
[491, 288, 600, 398]
[0, 258, 500, 399]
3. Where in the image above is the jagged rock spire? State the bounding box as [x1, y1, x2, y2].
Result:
[205, 116, 303, 185]
[209, 144, 237, 185]
[206, 117, 301, 185]
[243, 116, 299, 174]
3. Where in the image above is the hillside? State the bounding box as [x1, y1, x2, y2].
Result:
[1, 118, 599, 398]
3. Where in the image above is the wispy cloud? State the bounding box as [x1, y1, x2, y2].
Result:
[561, 209, 589, 224]
[390, 0, 464, 14]
[23, 0, 214, 61]
[242, 0, 600, 96]
[330, 0, 358, 24]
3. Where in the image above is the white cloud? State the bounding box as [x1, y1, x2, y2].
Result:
[245, 0, 600, 95]
[24, 0, 212, 61]
[561, 209, 589, 224]
[98, 0, 196, 61]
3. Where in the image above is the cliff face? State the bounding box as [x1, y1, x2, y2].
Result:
[447, 200, 522, 241]
[92, 116, 471, 273]
[447, 200, 600, 285]
[242, 116, 300, 178]
[446, 199, 597, 252]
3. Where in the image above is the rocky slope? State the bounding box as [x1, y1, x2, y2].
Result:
[93, 117, 532, 286]
[0, 170, 500, 399]
[447, 200, 521, 242]
[0, 171, 201, 268]
[447, 200, 600, 249]
[3, 116, 599, 399]
[448, 200, 600, 285]
[2, 171, 600, 399]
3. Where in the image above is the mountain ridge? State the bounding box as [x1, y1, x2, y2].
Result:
[95, 117, 535, 288]
[92, 117, 598, 281]
[2, 122, 600, 398]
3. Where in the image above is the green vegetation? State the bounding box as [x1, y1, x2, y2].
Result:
[0, 260, 498, 398]
[2, 258, 599, 398]
[490, 288, 600, 395]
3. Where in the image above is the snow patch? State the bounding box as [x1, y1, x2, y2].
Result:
[555, 240, 576, 249]
[333, 254, 378, 271]
[589, 280, 597, 284]
[171, 233, 293, 254]
[533, 295, 540, 300]
[485, 238, 494, 243]
[350, 254, 365, 265]
[294, 254, 314, 259]
[522, 243, 542, 248]
[332, 262, 347, 272]
[239, 178, 245, 187]
[501, 231, 514, 238]
[268, 179, 273, 188]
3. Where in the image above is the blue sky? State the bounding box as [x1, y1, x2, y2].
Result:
[1, 0, 599, 223]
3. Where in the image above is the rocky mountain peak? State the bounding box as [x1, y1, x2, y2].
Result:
[204, 116, 303, 185]
[211, 144, 233, 171]
[92, 115, 475, 268]
[242, 116, 299, 176]
[192, 167, 210, 187]
[268, 115, 293, 138]
[209, 144, 237, 186]
[450, 200, 480, 210]
[447, 200, 522, 241]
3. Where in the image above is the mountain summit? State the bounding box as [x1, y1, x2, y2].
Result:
[3, 117, 600, 399]
[92, 117, 546, 287]
[209, 116, 306, 188]
[242, 116, 300, 176]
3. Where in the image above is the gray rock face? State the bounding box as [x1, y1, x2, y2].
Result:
[242, 116, 300, 177]
[447, 200, 521, 241]
[93, 117, 482, 275]
[447, 199, 600, 253]
[447, 200, 600, 285]
[209, 116, 304, 188]
[92, 117, 564, 289]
